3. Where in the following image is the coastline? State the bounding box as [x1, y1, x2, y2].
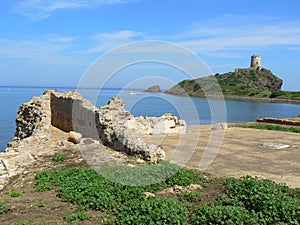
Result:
[223, 95, 300, 104]
[165, 92, 300, 105]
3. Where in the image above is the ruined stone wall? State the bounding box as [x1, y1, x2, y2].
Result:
[49, 92, 175, 163]
[124, 113, 186, 135]
[4, 90, 186, 164]
[50, 91, 99, 140]
[50, 92, 74, 132]
[14, 92, 52, 140]
[0, 90, 188, 190]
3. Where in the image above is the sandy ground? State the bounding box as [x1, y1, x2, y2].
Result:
[144, 125, 300, 188]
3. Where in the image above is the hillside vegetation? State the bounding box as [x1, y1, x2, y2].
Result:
[165, 69, 300, 100]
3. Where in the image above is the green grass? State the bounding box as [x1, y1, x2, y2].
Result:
[33, 162, 300, 224]
[241, 124, 300, 133]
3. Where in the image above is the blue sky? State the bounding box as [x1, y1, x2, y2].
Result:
[1, 0, 300, 90]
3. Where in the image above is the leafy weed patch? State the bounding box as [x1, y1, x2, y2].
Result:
[34, 162, 300, 224]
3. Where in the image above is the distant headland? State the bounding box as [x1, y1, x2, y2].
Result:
[165, 55, 300, 104]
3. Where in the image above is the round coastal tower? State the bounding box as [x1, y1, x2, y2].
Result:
[250, 55, 262, 69]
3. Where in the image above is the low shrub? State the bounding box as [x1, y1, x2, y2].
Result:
[190, 204, 259, 225]
[179, 191, 203, 202]
[64, 211, 91, 224]
[35, 165, 172, 211]
[223, 176, 300, 224]
[166, 168, 209, 187]
[115, 197, 188, 225]
[34, 164, 300, 224]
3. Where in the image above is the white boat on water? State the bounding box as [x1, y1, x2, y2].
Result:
[129, 91, 141, 95]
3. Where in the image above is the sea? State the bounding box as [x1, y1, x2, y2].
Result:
[1, 86, 300, 152]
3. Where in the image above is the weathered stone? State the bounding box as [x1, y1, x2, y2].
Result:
[136, 158, 145, 164]
[79, 138, 98, 145]
[0, 174, 9, 190]
[144, 192, 155, 198]
[124, 113, 186, 135]
[68, 131, 82, 144]
[14, 93, 51, 140]
[211, 122, 228, 130]
[49, 92, 169, 162]
[262, 142, 290, 149]
[51, 91, 99, 140]
[187, 184, 203, 191]
[157, 183, 203, 195]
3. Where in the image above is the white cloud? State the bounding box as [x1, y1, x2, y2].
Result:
[82, 16, 300, 59]
[175, 15, 300, 56]
[13, 0, 138, 20]
[85, 30, 144, 53]
[0, 35, 85, 65]
[93, 30, 143, 40]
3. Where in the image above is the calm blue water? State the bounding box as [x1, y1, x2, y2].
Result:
[1, 86, 300, 152]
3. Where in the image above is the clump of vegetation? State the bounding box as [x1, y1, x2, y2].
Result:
[64, 211, 91, 225]
[270, 90, 300, 100]
[51, 153, 67, 162]
[190, 204, 259, 224]
[37, 201, 46, 207]
[241, 124, 300, 133]
[165, 168, 209, 187]
[115, 197, 188, 225]
[33, 162, 300, 224]
[97, 160, 181, 186]
[0, 201, 11, 214]
[10, 190, 21, 197]
[179, 190, 203, 202]
[223, 176, 300, 224]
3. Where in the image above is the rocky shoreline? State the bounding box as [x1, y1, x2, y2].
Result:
[0, 90, 186, 191]
[223, 95, 300, 104]
[164, 92, 300, 104]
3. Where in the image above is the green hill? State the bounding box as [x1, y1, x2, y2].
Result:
[166, 68, 284, 98]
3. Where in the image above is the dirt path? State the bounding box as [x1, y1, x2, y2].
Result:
[144, 125, 300, 188]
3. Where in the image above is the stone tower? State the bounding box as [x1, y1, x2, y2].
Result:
[250, 55, 262, 69]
